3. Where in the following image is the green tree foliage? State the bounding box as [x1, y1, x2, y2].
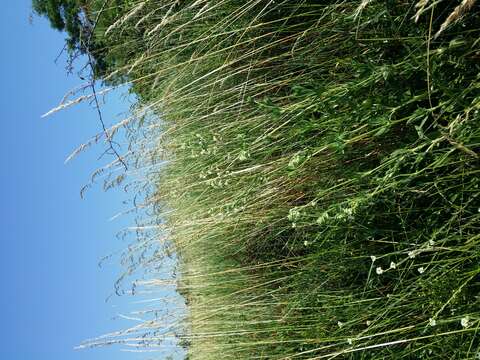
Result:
[32, 0, 88, 50]
[32, 0, 135, 80]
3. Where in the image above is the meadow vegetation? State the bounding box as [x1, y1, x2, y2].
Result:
[36, 0, 480, 358]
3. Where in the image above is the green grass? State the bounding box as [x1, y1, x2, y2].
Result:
[80, 1, 480, 358]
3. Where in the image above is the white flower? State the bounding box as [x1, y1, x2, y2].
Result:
[288, 207, 301, 221]
[304, 240, 309, 246]
[418, 267, 425, 274]
[390, 261, 396, 269]
[337, 321, 344, 328]
[408, 250, 416, 259]
[461, 317, 470, 328]
[429, 239, 435, 246]
[428, 318, 436, 327]
[376, 266, 384, 275]
[370, 255, 377, 263]
[316, 212, 330, 225]
[366, 320, 371, 326]
[347, 338, 353, 345]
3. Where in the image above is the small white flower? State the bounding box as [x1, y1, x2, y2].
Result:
[461, 317, 470, 328]
[408, 250, 416, 259]
[304, 240, 309, 246]
[376, 266, 384, 275]
[390, 261, 396, 269]
[429, 239, 435, 246]
[366, 320, 371, 326]
[347, 338, 353, 345]
[337, 321, 344, 328]
[370, 255, 377, 263]
[418, 267, 425, 274]
[288, 207, 301, 221]
[316, 212, 330, 225]
[428, 318, 436, 327]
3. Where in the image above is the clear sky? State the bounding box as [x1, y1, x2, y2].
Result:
[0, 2, 180, 359]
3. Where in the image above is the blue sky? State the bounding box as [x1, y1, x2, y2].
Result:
[0, 2, 180, 359]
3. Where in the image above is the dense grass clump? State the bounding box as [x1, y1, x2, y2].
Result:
[67, 0, 480, 358]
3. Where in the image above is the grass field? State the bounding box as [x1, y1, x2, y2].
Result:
[73, 1, 480, 358]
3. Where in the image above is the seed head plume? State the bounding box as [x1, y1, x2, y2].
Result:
[353, 0, 373, 19]
[413, 0, 430, 23]
[105, 1, 146, 35]
[435, 0, 476, 38]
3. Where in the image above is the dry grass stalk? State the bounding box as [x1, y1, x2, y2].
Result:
[413, 0, 430, 22]
[105, 1, 146, 35]
[42, 87, 113, 118]
[64, 117, 133, 164]
[353, 0, 373, 19]
[42, 95, 90, 118]
[434, 0, 476, 38]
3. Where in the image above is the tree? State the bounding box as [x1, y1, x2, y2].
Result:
[32, 0, 87, 50]
[32, 0, 113, 78]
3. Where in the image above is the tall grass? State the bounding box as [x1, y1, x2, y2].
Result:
[72, 0, 480, 358]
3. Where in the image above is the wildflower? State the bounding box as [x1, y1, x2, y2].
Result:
[408, 250, 416, 259]
[304, 240, 309, 247]
[288, 207, 301, 222]
[376, 266, 384, 275]
[429, 239, 435, 246]
[418, 267, 425, 274]
[428, 318, 436, 327]
[366, 320, 371, 326]
[370, 255, 377, 263]
[337, 321, 344, 328]
[288, 153, 303, 169]
[316, 212, 330, 225]
[347, 338, 353, 345]
[461, 316, 470, 328]
[389, 261, 396, 269]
